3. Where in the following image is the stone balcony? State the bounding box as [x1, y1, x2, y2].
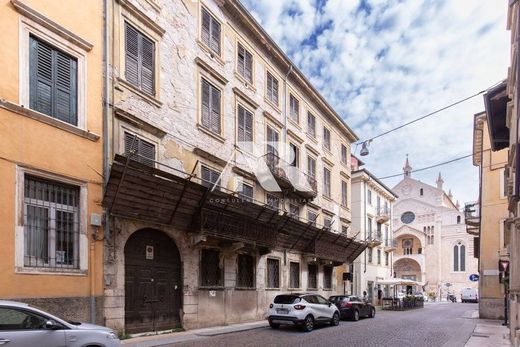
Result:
[376, 206, 390, 223]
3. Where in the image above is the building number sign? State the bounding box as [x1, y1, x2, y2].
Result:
[146, 245, 154, 260]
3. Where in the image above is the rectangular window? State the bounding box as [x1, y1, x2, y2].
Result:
[307, 112, 316, 138]
[323, 127, 331, 151]
[201, 78, 222, 134]
[24, 175, 80, 268]
[238, 181, 253, 201]
[289, 204, 300, 219]
[124, 132, 155, 167]
[289, 143, 299, 167]
[308, 264, 317, 289]
[367, 217, 373, 239]
[236, 254, 255, 288]
[201, 165, 221, 190]
[237, 104, 253, 151]
[385, 252, 389, 266]
[341, 180, 348, 207]
[341, 144, 348, 164]
[323, 167, 331, 197]
[290, 262, 300, 288]
[29, 36, 78, 125]
[377, 249, 381, 265]
[342, 224, 349, 234]
[289, 94, 299, 123]
[367, 189, 372, 204]
[266, 71, 279, 106]
[307, 210, 318, 226]
[377, 196, 381, 212]
[368, 248, 373, 263]
[200, 249, 223, 287]
[323, 265, 333, 290]
[307, 156, 316, 179]
[125, 23, 155, 95]
[266, 193, 280, 210]
[237, 43, 253, 83]
[266, 258, 280, 288]
[324, 217, 332, 229]
[201, 7, 221, 55]
[266, 126, 279, 155]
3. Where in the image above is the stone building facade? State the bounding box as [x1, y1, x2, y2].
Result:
[392, 159, 478, 300]
[102, 0, 365, 333]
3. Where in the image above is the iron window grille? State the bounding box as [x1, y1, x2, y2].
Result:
[236, 254, 255, 288]
[200, 249, 223, 287]
[201, 7, 221, 55]
[323, 266, 333, 290]
[307, 264, 317, 289]
[24, 175, 80, 269]
[266, 258, 280, 288]
[289, 262, 300, 288]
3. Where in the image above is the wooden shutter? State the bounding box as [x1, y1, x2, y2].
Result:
[237, 44, 245, 77]
[245, 108, 253, 142]
[201, 79, 211, 129]
[140, 36, 155, 95]
[139, 139, 155, 166]
[55, 51, 77, 124]
[125, 23, 139, 87]
[210, 85, 221, 134]
[245, 50, 253, 83]
[210, 17, 221, 55]
[237, 105, 245, 142]
[201, 8, 211, 47]
[124, 132, 138, 159]
[30, 37, 53, 117]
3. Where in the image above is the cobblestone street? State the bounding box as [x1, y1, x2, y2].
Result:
[170, 303, 478, 347]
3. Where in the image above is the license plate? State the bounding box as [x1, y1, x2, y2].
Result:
[276, 308, 289, 314]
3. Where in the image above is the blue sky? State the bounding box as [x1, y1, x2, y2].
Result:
[242, 0, 510, 205]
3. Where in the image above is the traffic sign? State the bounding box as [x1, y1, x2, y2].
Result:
[469, 274, 479, 282]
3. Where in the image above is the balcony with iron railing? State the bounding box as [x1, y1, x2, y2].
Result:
[262, 152, 317, 200]
[368, 231, 383, 247]
[464, 202, 479, 236]
[384, 239, 397, 252]
[376, 206, 390, 223]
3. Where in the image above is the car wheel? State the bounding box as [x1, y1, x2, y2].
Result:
[368, 307, 375, 318]
[331, 312, 340, 326]
[269, 320, 280, 329]
[352, 310, 359, 321]
[302, 315, 314, 332]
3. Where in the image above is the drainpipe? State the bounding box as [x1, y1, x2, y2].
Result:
[282, 65, 293, 149]
[364, 180, 367, 274]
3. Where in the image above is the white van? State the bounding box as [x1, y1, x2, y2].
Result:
[461, 287, 478, 303]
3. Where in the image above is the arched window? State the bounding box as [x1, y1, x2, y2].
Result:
[453, 242, 465, 272]
[420, 188, 423, 196]
[457, 216, 461, 224]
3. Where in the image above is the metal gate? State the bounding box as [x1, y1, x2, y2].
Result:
[124, 229, 182, 334]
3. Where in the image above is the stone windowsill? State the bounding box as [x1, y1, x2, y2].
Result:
[16, 266, 88, 276]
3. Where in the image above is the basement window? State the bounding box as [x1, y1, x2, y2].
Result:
[266, 258, 280, 289]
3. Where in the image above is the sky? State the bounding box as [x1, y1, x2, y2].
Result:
[241, 0, 510, 206]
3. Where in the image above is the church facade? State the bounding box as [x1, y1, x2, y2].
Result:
[392, 159, 478, 300]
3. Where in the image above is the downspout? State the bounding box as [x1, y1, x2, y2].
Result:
[364, 180, 367, 274]
[282, 65, 293, 147]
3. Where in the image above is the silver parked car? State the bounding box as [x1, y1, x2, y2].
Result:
[0, 301, 120, 347]
[267, 293, 340, 332]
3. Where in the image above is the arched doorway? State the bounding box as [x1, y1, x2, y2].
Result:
[125, 229, 182, 333]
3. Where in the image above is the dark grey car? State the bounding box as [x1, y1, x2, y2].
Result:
[329, 295, 376, 321]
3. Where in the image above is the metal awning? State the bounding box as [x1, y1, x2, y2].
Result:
[103, 154, 368, 264]
[484, 80, 510, 151]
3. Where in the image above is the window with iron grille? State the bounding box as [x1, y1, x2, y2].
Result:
[289, 204, 300, 219]
[341, 144, 348, 164]
[289, 94, 299, 123]
[266, 193, 280, 210]
[323, 127, 331, 151]
[266, 71, 279, 106]
[124, 132, 155, 167]
[237, 104, 253, 152]
[307, 264, 317, 289]
[201, 77, 221, 134]
[236, 254, 255, 288]
[323, 167, 331, 197]
[368, 248, 373, 263]
[29, 35, 78, 125]
[289, 262, 300, 288]
[307, 112, 316, 138]
[201, 165, 221, 190]
[200, 249, 223, 287]
[125, 23, 155, 95]
[238, 181, 254, 201]
[341, 180, 348, 207]
[266, 258, 280, 288]
[237, 43, 253, 83]
[266, 126, 279, 155]
[307, 210, 318, 226]
[323, 265, 332, 289]
[24, 175, 80, 269]
[201, 7, 221, 56]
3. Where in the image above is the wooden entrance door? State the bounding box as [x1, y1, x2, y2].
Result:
[124, 229, 182, 334]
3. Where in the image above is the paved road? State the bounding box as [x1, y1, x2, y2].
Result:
[171, 303, 478, 347]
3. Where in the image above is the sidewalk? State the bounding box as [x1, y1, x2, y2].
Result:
[464, 319, 511, 347]
[121, 320, 268, 347]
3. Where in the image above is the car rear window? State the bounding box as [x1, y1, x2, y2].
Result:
[329, 296, 346, 303]
[274, 295, 301, 304]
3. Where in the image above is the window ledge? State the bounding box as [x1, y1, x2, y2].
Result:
[288, 118, 301, 129]
[235, 287, 257, 291]
[197, 123, 226, 143]
[0, 99, 100, 142]
[196, 40, 225, 66]
[234, 72, 256, 92]
[306, 133, 318, 144]
[264, 98, 281, 113]
[198, 286, 225, 291]
[265, 288, 281, 291]
[322, 195, 333, 202]
[16, 266, 87, 276]
[116, 77, 163, 107]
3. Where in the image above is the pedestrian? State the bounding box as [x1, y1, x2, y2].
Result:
[363, 291, 368, 301]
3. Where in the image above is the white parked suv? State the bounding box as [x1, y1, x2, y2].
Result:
[0, 300, 121, 347]
[267, 293, 340, 332]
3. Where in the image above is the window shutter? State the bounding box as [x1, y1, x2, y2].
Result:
[201, 8, 211, 47]
[124, 132, 138, 159]
[30, 37, 53, 116]
[245, 109, 253, 142]
[272, 76, 278, 104]
[237, 105, 245, 142]
[237, 45, 245, 77]
[210, 18, 221, 55]
[55, 51, 77, 125]
[201, 79, 211, 128]
[210, 86, 221, 134]
[139, 139, 155, 166]
[125, 24, 139, 87]
[140, 36, 155, 95]
[245, 50, 253, 82]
